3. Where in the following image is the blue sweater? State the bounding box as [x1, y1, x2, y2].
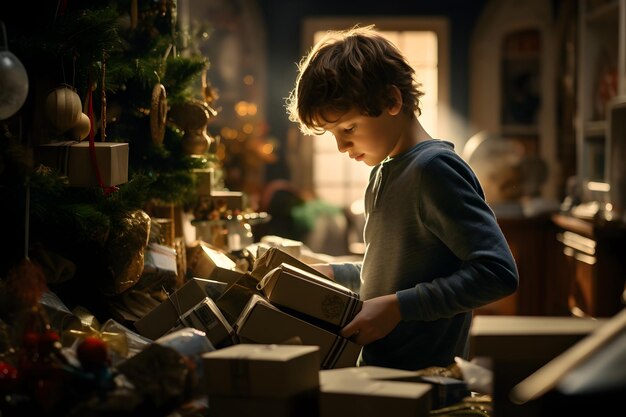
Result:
[332, 139, 519, 370]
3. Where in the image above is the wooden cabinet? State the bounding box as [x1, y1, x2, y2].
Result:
[552, 213, 626, 317]
[475, 215, 567, 316]
[575, 0, 626, 205]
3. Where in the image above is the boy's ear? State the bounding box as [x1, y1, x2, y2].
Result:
[388, 85, 403, 115]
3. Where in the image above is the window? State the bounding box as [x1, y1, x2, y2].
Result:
[297, 17, 449, 207]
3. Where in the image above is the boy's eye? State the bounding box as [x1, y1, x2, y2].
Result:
[344, 125, 355, 133]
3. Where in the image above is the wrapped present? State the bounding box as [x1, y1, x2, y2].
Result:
[175, 297, 236, 349]
[235, 294, 361, 369]
[38, 140, 129, 187]
[250, 246, 332, 282]
[202, 344, 320, 398]
[208, 393, 318, 417]
[134, 277, 233, 340]
[214, 274, 263, 325]
[320, 377, 432, 417]
[186, 241, 240, 279]
[257, 264, 361, 330]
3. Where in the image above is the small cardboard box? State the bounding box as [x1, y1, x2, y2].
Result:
[251, 246, 329, 282]
[208, 392, 318, 417]
[320, 378, 432, 417]
[134, 277, 232, 341]
[470, 315, 605, 416]
[175, 297, 235, 348]
[257, 263, 361, 330]
[186, 241, 240, 279]
[235, 294, 362, 369]
[202, 344, 320, 398]
[215, 273, 264, 325]
[210, 190, 246, 211]
[319, 366, 466, 409]
[38, 141, 129, 187]
[320, 366, 422, 385]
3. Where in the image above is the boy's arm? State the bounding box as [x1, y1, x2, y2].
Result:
[310, 262, 362, 293]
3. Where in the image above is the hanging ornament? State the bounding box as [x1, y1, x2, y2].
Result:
[67, 112, 91, 141]
[150, 83, 167, 145]
[169, 100, 215, 155]
[0, 21, 29, 120]
[45, 84, 82, 133]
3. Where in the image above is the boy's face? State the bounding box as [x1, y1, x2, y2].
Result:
[317, 102, 406, 166]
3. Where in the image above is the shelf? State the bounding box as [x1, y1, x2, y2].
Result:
[583, 120, 606, 136]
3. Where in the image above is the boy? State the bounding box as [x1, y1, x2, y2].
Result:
[286, 25, 519, 370]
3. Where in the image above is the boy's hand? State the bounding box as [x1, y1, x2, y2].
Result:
[340, 294, 401, 345]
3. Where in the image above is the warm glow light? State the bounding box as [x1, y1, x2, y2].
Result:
[261, 143, 274, 154]
[247, 103, 257, 115]
[243, 74, 254, 85]
[235, 101, 248, 116]
[243, 123, 254, 134]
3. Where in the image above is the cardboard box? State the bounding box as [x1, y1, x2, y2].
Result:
[134, 277, 233, 341]
[186, 241, 240, 279]
[210, 190, 246, 211]
[320, 378, 431, 417]
[175, 297, 236, 348]
[208, 393, 318, 417]
[38, 141, 128, 187]
[215, 273, 264, 325]
[258, 236, 303, 259]
[257, 263, 361, 330]
[251, 246, 332, 282]
[202, 344, 320, 398]
[470, 315, 606, 417]
[235, 295, 362, 369]
[319, 366, 467, 409]
[320, 366, 422, 385]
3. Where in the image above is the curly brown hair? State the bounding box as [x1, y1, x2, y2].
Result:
[286, 24, 424, 135]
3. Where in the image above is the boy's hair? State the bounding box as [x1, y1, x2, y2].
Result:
[286, 24, 424, 135]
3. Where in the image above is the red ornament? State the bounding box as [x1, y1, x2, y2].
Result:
[77, 336, 110, 371]
[0, 361, 19, 392]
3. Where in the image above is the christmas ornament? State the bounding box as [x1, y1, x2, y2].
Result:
[45, 84, 82, 133]
[150, 83, 168, 145]
[67, 112, 91, 141]
[0, 21, 29, 120]
[77, 336, 110, 371]
[169, 100, 216, 155]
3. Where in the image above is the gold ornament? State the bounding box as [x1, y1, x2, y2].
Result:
[150, 83, 168, 145]
[45, 85, 82, 133]
[67, 112, 91, 141]
[169, 100, 215, 155]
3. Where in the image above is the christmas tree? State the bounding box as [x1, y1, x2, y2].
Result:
[0, 0, 221, 321]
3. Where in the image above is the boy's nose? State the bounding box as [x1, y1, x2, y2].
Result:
[335, 137, 351, 153]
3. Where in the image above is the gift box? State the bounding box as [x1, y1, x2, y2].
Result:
[258, 236, 304, 259]
[235, 294, 361, 369]
[470, 315, 606, 416]
[320, 378, 431, 417]
[319, 366, 466, 409]
[134, 277, 234, 342]
[208, 392, 318, 417]
[257, 263, 361, 330]
[202, 344, 320, 398]
[175, 297, 236, 348]
[251, 246, 332, 282]
[209, 190, 247, 211]
[215, 274, 263, 325]
[186, 241, 240, 279]
[38, 140, 128, 187]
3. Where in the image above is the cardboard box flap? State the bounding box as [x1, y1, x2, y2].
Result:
[251, 246, 333, 282]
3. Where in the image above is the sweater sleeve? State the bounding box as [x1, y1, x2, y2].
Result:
[396, 152, 519, 321]
[330, 262, 362, 293]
